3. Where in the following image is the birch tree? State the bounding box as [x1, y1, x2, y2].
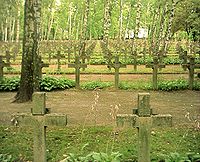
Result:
[15, 0, 42, 102]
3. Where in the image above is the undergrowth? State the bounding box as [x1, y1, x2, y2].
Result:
[0, 77, 200, 91]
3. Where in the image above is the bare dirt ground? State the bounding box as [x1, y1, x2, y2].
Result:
[2, 65, 200, 128]
[0, 90, 199, 128]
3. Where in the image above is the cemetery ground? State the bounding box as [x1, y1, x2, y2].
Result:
[0, 89, 200, 161]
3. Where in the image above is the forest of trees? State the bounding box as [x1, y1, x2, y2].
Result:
[0, 0, 199, 42]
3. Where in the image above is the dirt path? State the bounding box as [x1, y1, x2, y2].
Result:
[0, 90, 199, 127]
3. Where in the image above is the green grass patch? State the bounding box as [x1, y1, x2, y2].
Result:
[81, 81, 113, 90]
[0, 126, 199, 161]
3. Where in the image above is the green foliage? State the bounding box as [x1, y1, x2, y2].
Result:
[119, 81, 152, 90]
[163, 57, 181, 65]
[157, 152, 200, 162]
[0, 154, 13, 162]
[158, 79, 188, 91]
[81, 81, 112, 90]
[0, 77, 75, 92]
[64, 152, 123, 162]
[193, 80, 200, 90]
[0, 77, 199, 92]
[0, 126, 199, 162]
[40, 76, 75, 91]
[0, 77, 20, 91]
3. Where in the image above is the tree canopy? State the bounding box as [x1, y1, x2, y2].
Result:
[0, 0, 199, 41]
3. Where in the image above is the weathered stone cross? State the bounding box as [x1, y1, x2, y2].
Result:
[38, 57, 49, 79]
[4, 50, 14, 64]
[68, 56, 87, 88]
[146, 56, 166, 90]
[0, 55, 10, 80]
[109, 56, 126, 89]
[12, 92, 67, 162]
[178, 50, 188, 71]
[56, 51, 65, 71]
[182, 57, 200, 90]
[116, 93, 172, 162]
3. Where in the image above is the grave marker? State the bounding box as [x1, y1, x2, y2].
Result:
[0, 55, 10, 80]
[109, 56, 126, 89]
[146, 56, 166, 90]
[116, 93, 172, 162]
[56, 51, 65, 71]
[182, 57, 200, 89]
[38, 57, 49, 79]
[179, 50, 188, 71]
[12, 92, 67, 162]
[68, 56, 87, 88]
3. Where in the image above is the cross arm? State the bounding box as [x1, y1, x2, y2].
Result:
[116, 114, 172, 128]
[152, 114, 172, 127]
[11, 113, 34, 126]
[11, 113, 67, 127]
[44, 114, 67, 126]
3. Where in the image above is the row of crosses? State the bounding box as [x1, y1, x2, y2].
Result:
[1, 53, 199, 90]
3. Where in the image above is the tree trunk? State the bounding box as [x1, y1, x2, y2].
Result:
[118, 0, 123, 40]
[15, 0, 41, 103]
[16, 0, 21, 42]
[162, 0, 175, 55]
[4, 18, 8, 42]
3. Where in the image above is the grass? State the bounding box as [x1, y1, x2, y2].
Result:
[0, 126, 199, 161]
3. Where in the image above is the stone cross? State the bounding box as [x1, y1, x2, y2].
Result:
[12, 92, 67, 162]
[109, 56, 126, 89]
[4, 50, 13, 64]
[116, 93, 172, 162]
[0, 55, 10, 80]
[38, 57, 49, 79]
[146, 56, 166, 90]
[56, 51, 65, 71]
[182, 57, 200, 90]
[179, 50, 188, 71]
[131, 50, 137, 71]
[68, 56, 87, 88]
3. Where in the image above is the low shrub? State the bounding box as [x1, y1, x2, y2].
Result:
[0, 154, 13, 162]
[0, 77, 20, 91]
[63, 152, 123, 162]
[0, 76, 75, 92]
[40, 76, 75, 91]
[156, 152, 200, 162]
[81, 81, 112, 90]
[119, 81, 152, 90]
[158, 79, 188, 91]
[0, 77, 199, 91]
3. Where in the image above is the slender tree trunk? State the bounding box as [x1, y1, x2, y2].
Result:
[15, 0, 42, 102]
[68, 2, 72, 40]
[118, 0, 123, 40]
[102, 0, 112, 70]
[79, 0, 90, 70]
[4, 18, 8, 42]
[47, 12, 54, 40]
[1, 23, 4, 41]
[155, 1, 168, 54]
[162, 0, 175, 55]
[16, 0, 21, 42]
[149, 4, 161, 55]
[11, 19, 16, 42]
